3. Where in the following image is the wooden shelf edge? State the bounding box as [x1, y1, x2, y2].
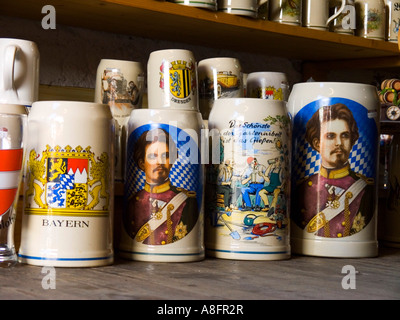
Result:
[2, 0, 400, 61]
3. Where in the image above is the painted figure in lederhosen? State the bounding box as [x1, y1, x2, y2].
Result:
[123, 128, 198, 245]
[293, 103, 375, 238]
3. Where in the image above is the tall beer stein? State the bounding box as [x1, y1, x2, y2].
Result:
[288, 82, 380, 258]
[205, 98, 291, 260]
[121, 109, 205, 262]
[120, 48, 205, 262]
[18, 101, 115, 267]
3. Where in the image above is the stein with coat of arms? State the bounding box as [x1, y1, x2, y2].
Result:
[18, 101, 115, 267]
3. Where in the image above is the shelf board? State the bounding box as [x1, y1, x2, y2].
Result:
[2, 0, 400, 61]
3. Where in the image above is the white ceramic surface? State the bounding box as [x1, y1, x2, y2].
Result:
[206, 98, 291, 260]
[198, 57, 243, 120]
[0, 38, 39, 110]
[94, 59, 145, 182]
[18, 101, 115, 267]
[147, 49, 199, 111]
[246, 71, 290, 101]
[120, 108, 205, 262]
[288, 82, 380, 258]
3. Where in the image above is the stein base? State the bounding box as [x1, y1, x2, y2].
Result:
[118, 250, 205, 262]
[18, 254, 114, 267]
[0, 248, 18, 268]
[206, 247, 290, 261]
[291, 238, 378, 258]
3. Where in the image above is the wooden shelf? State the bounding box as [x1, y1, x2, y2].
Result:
[2, 0, 400, 62]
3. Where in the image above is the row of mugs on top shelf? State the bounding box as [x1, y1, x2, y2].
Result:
[170, 0, 400, 42]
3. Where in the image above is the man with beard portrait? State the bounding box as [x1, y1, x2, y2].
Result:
[293, 103, 375, 238]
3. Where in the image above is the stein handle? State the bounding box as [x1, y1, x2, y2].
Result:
[3, 45, 19, 92]
[326, 0, 346, 26]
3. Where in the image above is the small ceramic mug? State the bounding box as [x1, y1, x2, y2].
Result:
[386, 0, 400, 42]
[302, 0, 346, 30]
[147, 49, 199, 111]
[170, 0, 217, 10]
[18, 101, 115, 267]
[246, 72, 290, 101]
[355, 0, 386, 40]
[218, 0, 259, 18]
[269, 0, 302, 25]
[0, 38, 40, 111]
[198, 57, 243, 120]
[94, 59, 145, 182]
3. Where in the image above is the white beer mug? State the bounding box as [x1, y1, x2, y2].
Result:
[147, 49, 199, 111]
[198, 57, 243, 120]
[19, 101, 115, 267]
[0, 38, 39, 111]
[246, 72, 290, 101]
[121, 108, 205, 262]
[302, 0, 346, 30]
[288, 82, 380, 258]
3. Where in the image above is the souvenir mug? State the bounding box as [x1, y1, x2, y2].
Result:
[288, 82, 380, 258]
[330, 0, 356, 34]
[246, 72, 290, 101]
[120, 108, 205, 262]
[355, 0, 386, 40]
[18, 101, 115, 267]
[302, 0, 346, 30]
[94, 59, 145, 182]
[0, 38, 39, 111]
[206, 98, 291, 260]
[378, 133, 400, 247]
[170, 0, 217, 10]
[385, 0, 400, 42]
[0, 112, 27, 267]
[269, 0, 302, 25]
[147, 49, 198, 111]
[198, 57, 243, 120]
[218, 0, 259, 18]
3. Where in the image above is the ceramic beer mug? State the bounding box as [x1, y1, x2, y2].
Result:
[120, 108, 205, 262]
[18, 101, 115, 267]
[355, 0, 386, 40]
[269, 0, 302, 25]
[385, 0, 400, 42]
[170, 0, 217, 10]
[0, 38, 39, 111]
[206, 98, 291, 260]
[330, 0, 356, 35]
[246, 72, 290, 101]
[94, 59, 145, 182]
[288, 82, 380, 258]
[218, 0, 259, 18]
[302, 0, 346, 30]
[147, 49, 198, 111]
[0, 112, 27, 267]
[198, 57, 243, 120]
